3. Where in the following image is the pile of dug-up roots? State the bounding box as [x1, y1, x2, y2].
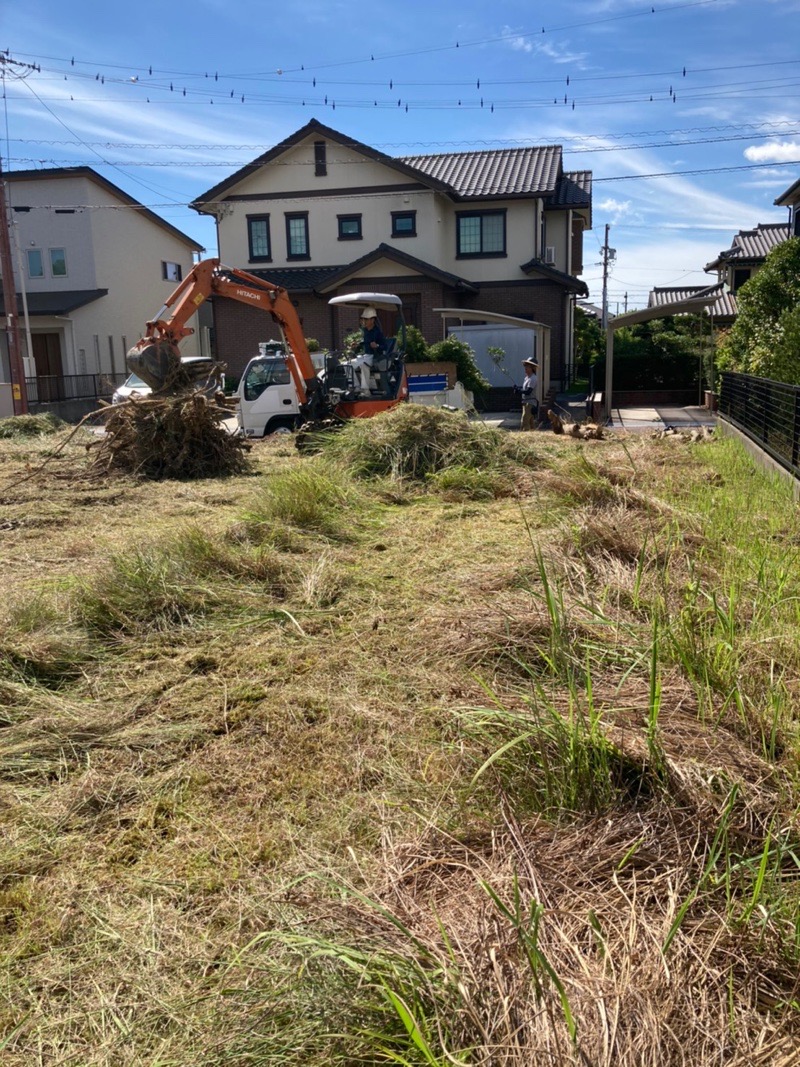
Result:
[89, 393, 250, 479]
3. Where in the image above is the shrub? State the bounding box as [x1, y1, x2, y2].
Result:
[427, 336, 490, 397]
[403, 324, 429, 362]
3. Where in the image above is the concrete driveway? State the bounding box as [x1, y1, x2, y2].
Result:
[482, 395, 717, 433]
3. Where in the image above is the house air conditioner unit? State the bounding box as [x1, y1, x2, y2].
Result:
[543, 246, 556, 265]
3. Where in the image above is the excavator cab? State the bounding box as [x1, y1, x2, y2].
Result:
[327, 293, 407, 402]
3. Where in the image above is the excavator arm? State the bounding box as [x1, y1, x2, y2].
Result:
[126, 258, 319, 407]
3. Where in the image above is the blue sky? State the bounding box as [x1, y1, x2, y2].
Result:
[4, 0, 799, 310]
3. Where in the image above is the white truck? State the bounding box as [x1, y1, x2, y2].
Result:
[236, 341, 303, 438]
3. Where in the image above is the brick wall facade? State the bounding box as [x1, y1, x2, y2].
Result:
[213, 275, 572, 384]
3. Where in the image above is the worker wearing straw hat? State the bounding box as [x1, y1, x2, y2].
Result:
[520, 357, 539, 430]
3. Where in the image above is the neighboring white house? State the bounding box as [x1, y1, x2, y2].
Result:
[0, 167, 204, 401]
[191, 118, 591, 391]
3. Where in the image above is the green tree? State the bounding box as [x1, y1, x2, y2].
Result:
[574, 307, 604, 374]
[426, 336, 490, 397]
[613, 315, 711, 390]
[716, 237, 800, 383]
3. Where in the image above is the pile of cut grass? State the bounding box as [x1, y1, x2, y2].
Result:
[319, 403, 519, 481]
[0, 412, 65, 438]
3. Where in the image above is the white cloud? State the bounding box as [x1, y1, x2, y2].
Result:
[598, 197, 632, 221]
[744, 141, 800, 162]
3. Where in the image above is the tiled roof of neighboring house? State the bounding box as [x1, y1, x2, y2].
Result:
[316, 243, 478, 294]
[519, 256, 588, 295]
[0, 289, 108, 316]
[398, 146, 563, 199]
[647, 284, 737, 321]
[248, 265, 343, 292]
[775, 177, 800, 207]
[6, 167, 204, 250]
[705, 222, 790, 270]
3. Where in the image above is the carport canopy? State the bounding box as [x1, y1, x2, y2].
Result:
[602, 294, 718, 420]
[433, 308, 551, 400]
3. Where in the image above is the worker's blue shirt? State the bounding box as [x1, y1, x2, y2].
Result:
[362, 323, 386, 356]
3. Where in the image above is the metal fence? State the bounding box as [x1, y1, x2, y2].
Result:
[719, 371, 800, 478]
[24, 373, 127, 404]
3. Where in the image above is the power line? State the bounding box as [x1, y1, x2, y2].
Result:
[10, 0, 725, 79]
[7, 119, 800, 152]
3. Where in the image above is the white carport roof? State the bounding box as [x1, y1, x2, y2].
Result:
[602, 293, 717, 420]
[433, 308, 549, 331]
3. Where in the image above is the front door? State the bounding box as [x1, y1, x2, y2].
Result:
[32, 333, 64, 402]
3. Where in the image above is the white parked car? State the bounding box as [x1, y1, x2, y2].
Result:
[112, 356, 223, 405]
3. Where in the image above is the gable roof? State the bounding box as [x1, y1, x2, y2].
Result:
[705, 222, 789, 270]
[192, 118, 592, 208]
[5, 167, 203, 250]
[315, 243, 478, 294]
[191, 118, 453, 208]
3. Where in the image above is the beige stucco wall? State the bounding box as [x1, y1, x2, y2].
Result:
[7, 173, 202, 377]
[214, 133, 576, 281]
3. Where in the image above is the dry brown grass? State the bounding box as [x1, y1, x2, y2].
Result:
[0, 420, 799, 1064]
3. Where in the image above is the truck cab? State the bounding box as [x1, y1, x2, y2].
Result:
[236, 342, 301, 437]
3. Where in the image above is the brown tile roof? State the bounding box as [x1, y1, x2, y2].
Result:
[705, 222, 790, 270]
[397, 146, 563, 199]
[546, 171, 592, 210]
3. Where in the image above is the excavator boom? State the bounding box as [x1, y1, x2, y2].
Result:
[127, 257, 408, 428]
[127, 259, 318, 406]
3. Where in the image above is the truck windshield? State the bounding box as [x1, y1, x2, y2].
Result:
[243, 359, 290, 401]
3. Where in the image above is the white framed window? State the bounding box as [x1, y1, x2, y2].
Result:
[286, 212, 310, 259]
[50, 248, 67, 277]
[27, 249, 44, 278]
[162, 261, 183, 282]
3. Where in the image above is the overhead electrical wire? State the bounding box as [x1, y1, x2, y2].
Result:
[9, 119, 800, 152]
[10, 0, 725, 79]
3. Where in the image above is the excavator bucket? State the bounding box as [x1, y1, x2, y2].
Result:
[126, 340, 221, 395]
[126, 339, 182, 392]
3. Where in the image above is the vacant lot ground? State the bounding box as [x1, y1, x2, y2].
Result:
[1, 409, 799, 1066]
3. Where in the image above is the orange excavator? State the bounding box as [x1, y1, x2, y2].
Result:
[126, 258, 408, 427]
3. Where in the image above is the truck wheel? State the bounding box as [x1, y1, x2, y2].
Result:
[265, 416, 298, 435]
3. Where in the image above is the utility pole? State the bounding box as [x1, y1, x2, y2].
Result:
[0, 53, 36, 415]
[601, 223, 610, 331]
[0, 154, 28, 414]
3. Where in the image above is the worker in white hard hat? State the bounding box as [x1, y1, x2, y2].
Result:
[350, 306, 387, 396]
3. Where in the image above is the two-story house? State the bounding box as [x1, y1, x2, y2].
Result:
[702, 221, 790, 310]
[191, 119, 590, 386]
[648, 215, 792, 329]
[1, 167, 203, 403]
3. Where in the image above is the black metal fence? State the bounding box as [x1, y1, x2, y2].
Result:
[719, 371, 800, 478]
[24, 373, 127, 404]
